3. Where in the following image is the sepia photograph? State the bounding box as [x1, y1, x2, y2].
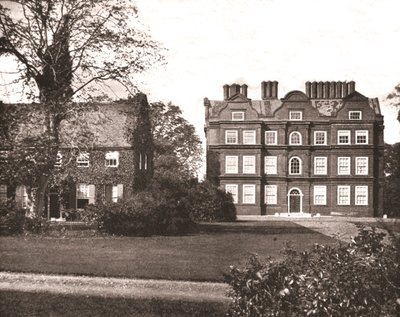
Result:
[0, 0, 399, 316]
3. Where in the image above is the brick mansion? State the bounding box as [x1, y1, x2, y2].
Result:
[204, 81, 385, 217]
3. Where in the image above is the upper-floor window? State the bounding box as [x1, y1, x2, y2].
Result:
[225, 130, 238, 144]
[314, 186, 327, 205]
[243, 184, 256, 204]
[314, 157, 327, 175]
[355, 130, 368, 144]
[338, 157, 351, 175]
[265, 185, 277, 205]
[225, 184, 238, 204]
[54, 152, 62, 168]
[265, 131, 278, 145]
[77, 152, 90, 167]
[355, 157, 368, 175]
[289, 156, 302, 175]
[243, 156, 256, 174]
[289, 111, 302, 121]
[289, 131, 302, 145]
[243, 130, 256, 144]
[232, 111, 245, 121]
[349, 111, 362, 120]
[314, 131, 327, 145]
[105, 151, 119, 167]
[225, 156, 238, 174]
[338, 130, 350, 144]
[265, 156, 277, 175]
[355, 186, 368, 205]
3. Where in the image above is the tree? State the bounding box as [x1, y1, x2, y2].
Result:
[0, 0, 164, 216]
[387, 83, 400, 122]
[384, 143, 400, 217]
[150, 102, 203, 178]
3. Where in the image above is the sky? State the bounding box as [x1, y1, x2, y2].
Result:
[132, 0, 400, 145]
[1, 0, 400, 148]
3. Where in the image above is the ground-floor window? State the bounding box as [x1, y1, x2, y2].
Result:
[77, 184, 95, 209]
[355, 186, 368, 205]
[313, 185, 327, 205]
[265, 185, 277, 204]
[337, 186, 350, 205]
[225, 184, 238, 204]
[242, 185, 256, 204]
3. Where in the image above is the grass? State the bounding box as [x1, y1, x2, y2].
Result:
[0, 221, 336, 282]
[0, 291, 229, 317]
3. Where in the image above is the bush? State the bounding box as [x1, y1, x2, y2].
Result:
[0, 200, 26, 235]
[225, 226, 400, 317]
[187, 181, 236, 222]
[82, 190, 195, 236]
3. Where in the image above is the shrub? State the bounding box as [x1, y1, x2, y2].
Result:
[187, 181, 236, 222]
[0, 200, 26, 235]
[225, 226, 400, 317]
[83, 190, 195, 236]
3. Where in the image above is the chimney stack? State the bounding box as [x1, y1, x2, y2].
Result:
[223, 83, 248, 100]
[261, 81, 278, 99]
[306, 81, 356, 98]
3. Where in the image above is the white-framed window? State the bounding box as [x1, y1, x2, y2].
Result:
[265, 156, 277, 175]
[105, 151, 119, 167]
[225, 130, 238, 144]
[314, 185, 327, 205]
[355, 186, 368, 205]
[355, 157, 368, 175]
[314, 157, 327, 175]
[338, 157, 351, 175]
[265, 131, 278, 145]
[349, 111, 362, 120]
[289, 131, 302, 145]
[355, 130, 368, 144]
[314, 131, 327, 145]
[289, 111, 302, 121]
[111, 184, 124, 203]
[225, 184, 238, 204]
[265, 185, 277, 205]
[54, 151, 62, 167]
[243, 184, 256, 204]
[243, 130, 256, 144]
[337, 186, 350, 205]
[77, 152, 90, 167]
[289, 156, 302, 175]
[243, 156, 256, 174]
[338, 130, 351, 144]
[225, 156, 238, 174]
[77, 183, 95, 208]
[232, 111, 245, 121]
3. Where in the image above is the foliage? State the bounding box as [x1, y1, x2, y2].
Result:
[0, 0, 164, 216]
[0, 200, 25, 234]
[384, 143, 400, 217]
[187, 181, 236, 222]
[82, 191, 195, 236]
[225, 226, 400, 317]
[150, 102, 203, 177]
[387, 83, 400, 122]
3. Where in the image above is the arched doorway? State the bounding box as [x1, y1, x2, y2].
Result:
[287, 188, 303, 213]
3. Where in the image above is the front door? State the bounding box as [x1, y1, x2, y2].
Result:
[288, 188, 302, 213]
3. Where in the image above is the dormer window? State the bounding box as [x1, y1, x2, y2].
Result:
[289, 111, 302, 121]
[349, 111, 362, 120]
[232, 111, 244, 121]
[105, 151, 119, 167]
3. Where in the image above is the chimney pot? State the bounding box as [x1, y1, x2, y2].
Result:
[311, 82, 317, 98]
[223, 84, 229, 100]
[342, 82, 348, 97]
[241, 84, 248, 97]
[335, 81, 342, 98]
[305, 82, 311, 98]
[329, 81, 336, 98]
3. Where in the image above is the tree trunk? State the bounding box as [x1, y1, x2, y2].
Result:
[34, 173, 50, 218]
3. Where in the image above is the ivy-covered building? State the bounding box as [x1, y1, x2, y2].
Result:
[205, 81, 385, 217]
[0, 93, 153, 219]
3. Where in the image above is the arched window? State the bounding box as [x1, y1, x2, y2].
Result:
[289, 157, 302, 175]
[289, 131, 302, 145]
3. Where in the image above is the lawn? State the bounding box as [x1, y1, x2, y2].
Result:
[0, 221, 336, 282]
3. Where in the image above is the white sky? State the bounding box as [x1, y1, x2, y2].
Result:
[1, 0, 400, 147]
[133, 0, 400, 145]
